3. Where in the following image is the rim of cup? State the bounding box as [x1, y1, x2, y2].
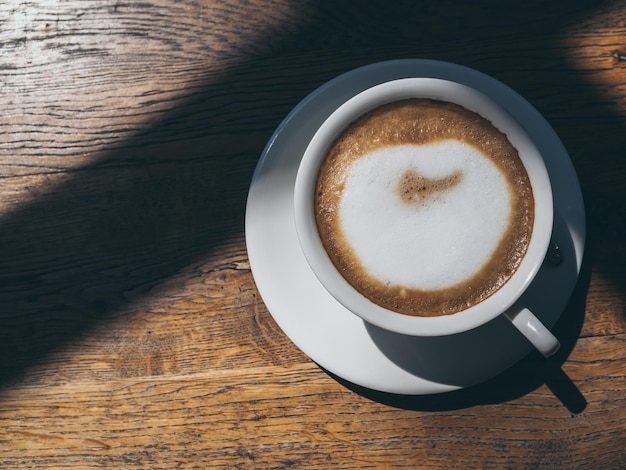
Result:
[294, 78, 553, 336]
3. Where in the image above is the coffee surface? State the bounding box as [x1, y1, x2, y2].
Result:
[315, 99, 534, 317]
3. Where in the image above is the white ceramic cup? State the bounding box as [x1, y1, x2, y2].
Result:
[294, 77, 559, 357]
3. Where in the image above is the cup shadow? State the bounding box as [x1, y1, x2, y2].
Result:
[328, 207, 590, 412]
[326, 274, 589, 412]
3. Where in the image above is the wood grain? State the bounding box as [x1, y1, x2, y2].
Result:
[1, 0, 625, 468]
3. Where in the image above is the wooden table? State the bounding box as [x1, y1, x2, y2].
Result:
[1, 1, 624, 468]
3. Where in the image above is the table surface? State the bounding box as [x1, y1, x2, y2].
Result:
[1, 1, 625, 468]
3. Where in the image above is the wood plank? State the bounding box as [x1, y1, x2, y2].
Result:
[0, 333, 624, 469]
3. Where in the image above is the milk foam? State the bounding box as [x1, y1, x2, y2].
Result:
[339, 141, 511, 290]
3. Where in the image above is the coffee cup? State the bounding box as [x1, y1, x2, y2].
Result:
[294, 77, 559, 357]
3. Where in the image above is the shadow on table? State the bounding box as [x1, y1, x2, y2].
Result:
[0, 0, 623, 391]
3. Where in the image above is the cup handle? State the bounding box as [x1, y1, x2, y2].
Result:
[504, 308, 560, 357]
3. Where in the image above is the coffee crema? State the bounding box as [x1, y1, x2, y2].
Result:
[315, 99, 534, 317]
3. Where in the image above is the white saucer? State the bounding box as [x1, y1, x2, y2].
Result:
[245, 59, 586, 395]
